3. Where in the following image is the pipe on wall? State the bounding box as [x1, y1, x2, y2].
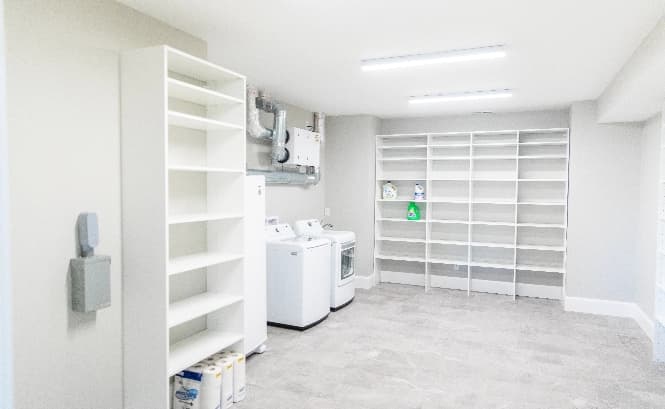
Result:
[246, 84, 324, 185]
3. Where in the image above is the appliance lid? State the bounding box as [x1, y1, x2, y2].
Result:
[265, 223, 297, 240]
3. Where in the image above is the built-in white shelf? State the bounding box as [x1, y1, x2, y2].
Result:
[168, 213, 244, 225]
[169, 293, 243, 328]
[168, 330, 244, 376]
[374, 128, 569, 300]
[168, 110, 243, 132]
[376, 237, 427, 243]
[168, 78, 243, 106]
[168, 252, 244, 276]
[122, 46, 247, 406]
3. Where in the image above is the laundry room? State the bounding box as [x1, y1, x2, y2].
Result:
[2, 1, 665, 409]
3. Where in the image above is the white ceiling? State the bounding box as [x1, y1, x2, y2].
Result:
[119, 0, 665, 118]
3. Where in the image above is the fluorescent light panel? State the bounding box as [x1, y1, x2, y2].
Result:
[361, 45, 506, 72]
[409, 89, 513, 104]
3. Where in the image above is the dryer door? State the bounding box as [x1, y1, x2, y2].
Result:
[340, 241, 356, 282]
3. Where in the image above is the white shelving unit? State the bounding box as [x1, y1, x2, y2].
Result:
[121, 46, 246, 408]
[374, 128, 569, 300]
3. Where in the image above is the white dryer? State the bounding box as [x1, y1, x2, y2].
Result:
[294, 219, 356, 311]
[265, 223, 331, 330]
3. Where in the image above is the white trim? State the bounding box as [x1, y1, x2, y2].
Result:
[565, 296, 654, 341]
[0, 0, 12, 404]
[354, 273, 377, 290]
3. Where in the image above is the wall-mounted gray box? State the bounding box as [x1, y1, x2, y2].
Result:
[70, 255, 111, 312]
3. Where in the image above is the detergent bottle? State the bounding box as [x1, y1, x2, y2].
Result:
[382, 181, 397, 200]
[407, 202, 420, 221]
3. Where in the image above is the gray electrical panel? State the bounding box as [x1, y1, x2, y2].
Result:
[70, 213, 111, 312]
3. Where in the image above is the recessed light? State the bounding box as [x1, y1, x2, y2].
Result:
[409, 89, 513, 104]
[361, 45, 506, 72]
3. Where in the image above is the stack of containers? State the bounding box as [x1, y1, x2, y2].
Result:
[172, 350, 246, 409]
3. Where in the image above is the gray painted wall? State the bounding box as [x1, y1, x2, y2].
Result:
[636, 113, 661, 317]
[324, 115, 379, 278]
[567, 101, 643, 302]
[5, 1, 206, 408]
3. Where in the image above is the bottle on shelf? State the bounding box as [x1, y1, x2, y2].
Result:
[407, 202, 421, 221]
[414, 183, 425, 201]
[382, 181, 397, 199]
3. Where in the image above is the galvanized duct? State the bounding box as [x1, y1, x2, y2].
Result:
[246, 84, 324, 185]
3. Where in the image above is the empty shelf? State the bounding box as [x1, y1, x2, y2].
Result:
[471, 242, 514, 249]
[430, 240, 468, 246]
[377, 145, 428, 149]
[518, 202, 567, 206]
[517, 223, 566, 228]
[471, 220, 515, 226]
[378, 157, 427, 161]
[376, 237, 426, 243]
[518, 178, 567, 182]
[429, 219, 469, 224]
[168, 213, 244, 225]
[169, 293, 243, 328]
[516, 244, 565, 251]
[169, 165, 244, 173]
[518, 155, 568, 159]
[429, 156, 470, 161]
[168, 47, 244, 83]
[375, 255, 426, 262]
[429, 258, 468, 265]
[470, 261, 514, 270]
[377, 218, 426, 223]
[168, 78, 243, 106]
[168, 252, 243, 276]
[168, 330, 243, 376]
[168, 110, 243, 132]
[518, 141, 568, 146]
[517, 264, 564, 274]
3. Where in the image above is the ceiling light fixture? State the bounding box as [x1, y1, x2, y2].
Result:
[361, 44, 506, 72]
[409, 89, 513, 104]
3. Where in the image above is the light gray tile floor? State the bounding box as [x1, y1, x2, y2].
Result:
[237, 284, 665, 409]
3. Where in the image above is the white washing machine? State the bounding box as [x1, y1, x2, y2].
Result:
[265, 223, 331, 330]
[294, 219, 356, 311]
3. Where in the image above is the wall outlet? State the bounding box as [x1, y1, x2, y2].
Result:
[324, 207, 331, 217]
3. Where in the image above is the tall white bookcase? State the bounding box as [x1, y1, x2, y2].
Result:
[656, 115, 665, 361]
[121, 46, 246, 408]
[374, 129, 569, 300]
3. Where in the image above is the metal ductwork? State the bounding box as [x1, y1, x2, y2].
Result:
[246, 86, 288, 164]
[246, 84, 325, 185]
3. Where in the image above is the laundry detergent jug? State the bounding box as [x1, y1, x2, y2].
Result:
[407, 202, 421, 221]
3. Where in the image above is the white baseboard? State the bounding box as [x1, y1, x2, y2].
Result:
[565, 296, 654, 341]
[354, 273, 376, 290]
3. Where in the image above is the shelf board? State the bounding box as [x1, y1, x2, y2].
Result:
[517, 222, 566, 229]
[377, 177, 426, 181]
[378, 157, 427, 161]
[430, 177, 470, 181]
[518, 202, 567, 206]
[430, 240, 468, 246]
[168, 110, 243, 132]
[169, 293, 243, 328]
[518, 141, 568, 146]
[377, 133, 428, 139]
[168, 330, 243, 376]
[517, 264, 564, 274]
[472, 200, 516, 205]
[168, 165, 244, 173]
[472, 178, 516, 182]
[428, 199, 469, 204]
[377, 198, 426, 203]
[472, 142, 517, 147]
[429, 258, 468, 265]
[470, 261, 514, 270]
[167, 78, 243, 106]
[473, 156, 516, 160]
[376, 236, 426, 243]
[429, 219, 469, 224]
[376, 217, 426, 223]
[168, 252, 244, 276]
[377, 145, 428, 150]
[429, 156, 470, 161]
[471, 241, 514, 249]
[516, 244, 565, 252]
[168, 213, 243, 225]
[428, 143, 470, 148]
[518, 178, 567, 182]
[376, 254, 426, 262]
[518, 155, 568, 159]
[471, 220, 514, 227]
[167, 47, 244, 83]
